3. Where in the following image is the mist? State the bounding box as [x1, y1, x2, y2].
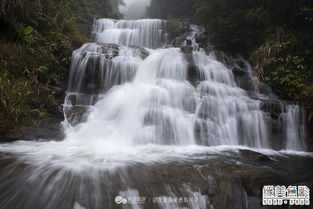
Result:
[119, 0, 151, 19]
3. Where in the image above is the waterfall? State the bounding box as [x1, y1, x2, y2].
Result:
[64, 18, 307, 151]
[283, 105, 306, 150]
[193, 50, 269, 148]
[0, 18, 310, 209]
[92, 19, 166, 49]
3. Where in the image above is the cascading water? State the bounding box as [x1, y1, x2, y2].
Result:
[92, 19, 166, 49]
[0, 18, 312, 209]
[65, 18, 306, 151]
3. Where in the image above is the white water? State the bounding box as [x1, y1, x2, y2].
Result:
[92, 19, 166, 49]
[283, 105, 306, 150]
[64, 18, 307, 151]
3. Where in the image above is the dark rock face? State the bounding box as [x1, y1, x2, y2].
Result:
[69, 42, 150, 96]
[260, 99, 284, 120]
[195, 31, 208, 48]
[7, 118, 65, 141]
[239, 149, 272, 162]
[0, 128, 9, 142]
[187, 64, 198, 87]
[232, 67, 248, 77]
[180, 45, 193, 53]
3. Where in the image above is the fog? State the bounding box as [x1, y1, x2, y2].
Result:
[119, 0, 151, 19]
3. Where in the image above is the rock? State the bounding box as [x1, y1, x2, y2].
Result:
[173, 36, 187, 46]
[239, 149, 272, 162]
[0, 128, 10, 142]
[180, 45, 193, 53]
[187, 64, 198, 86]
[232, 67, 248, 77]
[131, 46, 150, 59]
[260, 99, 284, 119]
[186, 38, 192, 46]
[97, 43, 120, 58]
[195, 32, 208, 48]
[91, 43, 150, 60]
[65, 106, 89, 126]
[8, 118, 65, 141]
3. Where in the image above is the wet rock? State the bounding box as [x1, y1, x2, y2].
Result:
[131, 46, 150, 59]
[0, 128, 9, 142]
[232, 67, 248, 77]
[9, 118, 65, 141]
[260, 99, 284, 119]
[187, 64, 198, 86]
[65, 106, 89, 126]
[184, 51, 199, 86]
[239, 149, 272, 162]
[67, 94, 77, 106]
[186, 39, 192, 46]
[195, 32, 208, 48]
[173, 36, 187, 46]
[97, 43, 120, 58]
[46, 86, 65, 119]
[88, 43, 150, 60]
[180, 45, 193, 53]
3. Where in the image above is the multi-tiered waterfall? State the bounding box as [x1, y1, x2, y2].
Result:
[0, 18, 311, 209]
[64, 18, 306, 151]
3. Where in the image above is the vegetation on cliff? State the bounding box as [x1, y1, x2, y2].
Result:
[148, 0, 313, 129]
[0, 0, 120, 135]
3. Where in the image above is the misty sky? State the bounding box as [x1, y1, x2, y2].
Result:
[119, 0, 151, 19]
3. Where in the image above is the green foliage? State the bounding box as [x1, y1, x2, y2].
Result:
[168, 21, 184, 38]
[266, 55, 307, 99]
[17, 26, 34, 38]
[0, 0, 119, 132]
[263, 35, 313, 102]
[0, 57, 46, 127]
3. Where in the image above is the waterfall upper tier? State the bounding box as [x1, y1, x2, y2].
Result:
[92, 19, 167, 49]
